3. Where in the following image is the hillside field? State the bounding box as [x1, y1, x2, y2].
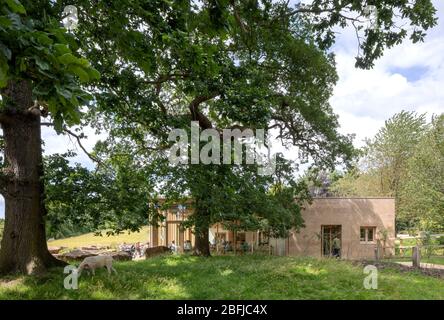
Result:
[47, 227, 150, 249]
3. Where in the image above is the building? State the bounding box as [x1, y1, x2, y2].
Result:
[147, 197, 395, 260]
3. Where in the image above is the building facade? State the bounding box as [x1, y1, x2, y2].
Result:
[147, 197, 395, 259]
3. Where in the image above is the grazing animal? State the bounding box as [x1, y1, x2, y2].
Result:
[77, 255, 117, 277]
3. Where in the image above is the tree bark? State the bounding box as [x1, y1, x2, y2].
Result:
[194, 226, 211, 257]
[0, 80, 66, 275]
[193, 206, 211, 257]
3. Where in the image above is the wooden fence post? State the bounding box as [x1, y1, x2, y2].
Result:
[412, 246, 421, 268]
[374, 245, 380, 261]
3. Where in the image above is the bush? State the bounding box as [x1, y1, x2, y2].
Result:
[436, 236, 444, 246]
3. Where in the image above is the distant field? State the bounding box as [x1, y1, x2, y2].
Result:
[1, 255, 444, 300]
[47, 226, 150, 249]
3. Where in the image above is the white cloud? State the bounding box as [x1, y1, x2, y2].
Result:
[42, 125, 106, 170]
[331, 0, 444, 144]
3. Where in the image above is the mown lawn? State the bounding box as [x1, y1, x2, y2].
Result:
[1, 255, 444, 300]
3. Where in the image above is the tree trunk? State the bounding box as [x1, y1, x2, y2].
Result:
[194, 226, 211, 257]
[0, 80, 66, 275]
[193, 206, 211, 257]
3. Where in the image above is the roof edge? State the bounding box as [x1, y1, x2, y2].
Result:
[311, 197, 395, 200]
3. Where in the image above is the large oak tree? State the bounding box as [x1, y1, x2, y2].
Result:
[0, 0, 438, 272]
[0, 0, 98, 274]
[66, 0, 436, 255]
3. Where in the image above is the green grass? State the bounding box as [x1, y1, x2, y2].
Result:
[47, 227, 150, 249]
[422, 257, 444, 265]
[1, 255, 444, 300]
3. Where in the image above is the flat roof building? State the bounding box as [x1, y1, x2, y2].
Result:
[147, 197, 395, 260]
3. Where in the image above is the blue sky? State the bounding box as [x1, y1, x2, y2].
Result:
[1, 1, 444, 218]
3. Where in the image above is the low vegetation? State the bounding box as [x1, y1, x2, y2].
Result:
[1, 255, 443, 300]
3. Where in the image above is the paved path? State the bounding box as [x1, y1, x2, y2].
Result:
[396, 261, 444, 270]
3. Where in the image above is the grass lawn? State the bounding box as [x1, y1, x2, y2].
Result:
[1, 255, 444, 300]
[47, 227, 150, 249]
[422, 257, 444, 265]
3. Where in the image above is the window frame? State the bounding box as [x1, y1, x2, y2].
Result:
[360, 226, 377, 243]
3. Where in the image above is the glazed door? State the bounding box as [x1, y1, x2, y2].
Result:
[321, 225, 342, 257]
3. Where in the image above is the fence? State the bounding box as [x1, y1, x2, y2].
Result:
[377, 243, 444, 268]
[211, 242, 274, 255]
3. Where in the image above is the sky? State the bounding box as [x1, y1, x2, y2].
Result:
[1, 1, 444, 218]
[330, 0, 444, 146]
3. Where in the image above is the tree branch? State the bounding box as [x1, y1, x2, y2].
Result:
[144, 73, 189, 86]
[285, 5, 363, 23]
[230, 0, 249, 34]
[188, 91, 221, 129]
[41, 123, 103, 166]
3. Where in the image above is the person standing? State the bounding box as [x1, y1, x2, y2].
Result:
[332, 236, 341, 258]
[169, 240, 177, 253]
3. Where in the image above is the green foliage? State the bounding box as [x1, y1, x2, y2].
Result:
[437, 236, 444, 246]
[49, 0, 435, 237]
[399, 115, 444, 232]
[43, 151, 156, 239]
[9, 0, 434, 238]
[301, 168, 343, 197]
[330, 165, 386, 197]
[294, 0, 437, 69]
[142, 147, 311, 238]
[0, 0, 99, 130]
[64, 0, 359, 237]
[331, 111, 428, 199]
[363, 111, 427, 196]
[332, 112, 444, 232]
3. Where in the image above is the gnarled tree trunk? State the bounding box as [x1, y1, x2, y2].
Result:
[0, 80, 65, 275]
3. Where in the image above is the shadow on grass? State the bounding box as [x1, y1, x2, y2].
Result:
[1, 254, 444, 300]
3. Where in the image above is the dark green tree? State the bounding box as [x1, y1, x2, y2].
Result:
[0, 0, 438, 272]
[399, 114, 444, 232]
[44, 149, 157, 239]
[63, 0, 436, 254]
[331, 111, 429, 231]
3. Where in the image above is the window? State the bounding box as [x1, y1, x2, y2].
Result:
[236, 232, 246, 242]
[216, 233, 226, 242]
[360, 228, 366, 242]
[360, 227, 376, 243]
[367, 228, 374, 242]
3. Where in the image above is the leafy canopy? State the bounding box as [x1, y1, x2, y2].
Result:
[48, 0, 436, 236]
[0, 0, 99, 130]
